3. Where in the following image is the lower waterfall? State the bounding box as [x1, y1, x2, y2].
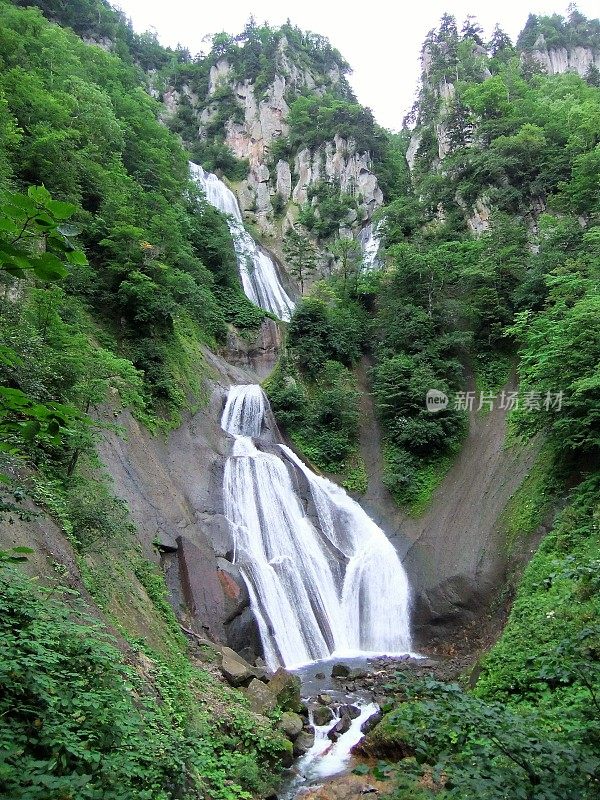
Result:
[221, 384, 412, 669]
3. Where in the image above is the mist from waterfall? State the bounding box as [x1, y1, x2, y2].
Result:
[221, 384, 412, 669]
[189, 162, 295, 321]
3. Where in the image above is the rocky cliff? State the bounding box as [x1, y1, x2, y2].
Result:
[162, 29, 385, 268]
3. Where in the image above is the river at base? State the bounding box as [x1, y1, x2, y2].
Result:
[280, 654, 419, 800]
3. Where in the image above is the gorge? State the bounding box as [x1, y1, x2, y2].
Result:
[0, 2, 599, 800]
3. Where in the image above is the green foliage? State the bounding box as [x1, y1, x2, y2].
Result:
[283, 227, 319, 293]
[508, 255, 600, 459]
[375, 674, 597, 799]
[267, 358, 361, 473]
[0, 566, 288, 800]
[518, 9, 600, 51]
[0, 0, 243, 417]
[298, 181, 357, 239]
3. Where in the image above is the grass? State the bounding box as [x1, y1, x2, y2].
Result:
[499, 444, 557, 554]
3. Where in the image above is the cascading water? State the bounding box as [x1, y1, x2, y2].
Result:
[221, 384, 411, 670]
[357, 222, 382, 271]
[189, 162, 295, 321]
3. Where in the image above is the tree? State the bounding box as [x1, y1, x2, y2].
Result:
[283, 227, 318, 294]
[488, 24, 513, 56]
[584, 63, 600, 87]
[330, 236, 362, 292]
[461, 15, 484, 45]
[0, 187, 88, 517]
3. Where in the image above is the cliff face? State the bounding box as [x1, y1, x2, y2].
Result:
[526, 36, 600, 76]
[164, 35, 384, 258]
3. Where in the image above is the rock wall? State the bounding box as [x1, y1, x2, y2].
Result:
[527, 37, 600, 76]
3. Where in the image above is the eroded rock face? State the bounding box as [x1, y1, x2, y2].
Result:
[527, 38, 600, 76]
[95, 349, 268, 657]
[222, 318, 285, 379]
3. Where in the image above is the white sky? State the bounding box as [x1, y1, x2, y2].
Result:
[114, 1, 600, 130]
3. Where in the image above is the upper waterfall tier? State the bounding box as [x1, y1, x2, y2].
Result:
[358, 222, 382, 271]
[189, 162, 295, 321]
[221, 384, 412, 669]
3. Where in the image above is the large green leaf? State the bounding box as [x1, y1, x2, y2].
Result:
[31, 252, 69, 280]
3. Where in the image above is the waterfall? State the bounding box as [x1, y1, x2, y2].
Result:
[357, 222, 382, 271]
[221, 384, 412, 669]
[189, 162, 295, 321]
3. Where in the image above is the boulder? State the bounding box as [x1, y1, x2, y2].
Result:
[338, 704, 361, 720]
[245, 678, 277, 715]
[221, 653, 253, 687]
[224, 608, 263, 664]
[361, 709, 383, 735]
[331, 663, 350, 678]
[268, 668, 302, 712]
[312, 705, 334, 726]
[327, 714, 352, 741]
[317, 693, 333, 706]
[315, 672, 326, 680]
[278, 711, 304, 740]
[293, 730, 315, 756]
[216, 559, 250, 623]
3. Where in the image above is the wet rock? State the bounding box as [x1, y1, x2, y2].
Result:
[280, 740, 294, 768]
[331, 663, 350, 679]
[278, 711, 304, 740]
[360, 709, 383, 734]
[216, 559, 250, 623]
[315, 671, 326, 680]
[293, 729, 315, 756]
[312, 705, 334, 726]
[345, 682, 356, 692]
[224, 608, 263, 664]
[268, 668, 302, 712]
[244, 678, 277, 715]
[327, 713, 352, 741]
[317, 693, 333, 706]
[349, 668, 367, 680]
[338, 704, 361, 720]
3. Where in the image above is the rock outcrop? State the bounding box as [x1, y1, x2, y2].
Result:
[526, 36, 600, 76]
[95, 348, 268, 660]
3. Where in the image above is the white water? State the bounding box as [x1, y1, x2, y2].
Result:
[301, 702, 378, 781]
[221, 384, 411, 670]
[357, 222, 382, 271]
[190, 162, 295, 321]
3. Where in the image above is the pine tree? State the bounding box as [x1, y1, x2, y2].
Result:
[488, 25, 513, 56]
[461, 15, 484, 46]
[283, 228, 318, 294]
[584, 63, 600, 87]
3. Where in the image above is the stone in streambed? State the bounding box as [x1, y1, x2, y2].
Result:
[268, 667, 302, 712]
[317, 693, 333, 705]
[293, 729, 315, 756]
[278, 711, 304, 740]
[312, 705, 335, 726]
[331, 662, 350, 679]
[315, 671, 326, 680]
[360, 709, 383, 734]
[245, 678, 277, 715]
[327, 713, 352, 741]
[338, 703, 361, 720]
